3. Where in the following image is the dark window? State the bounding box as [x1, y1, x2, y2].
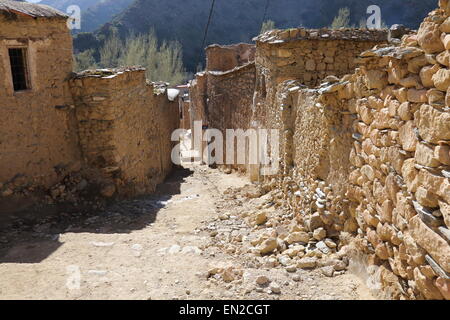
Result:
[8, 48, 30, 91]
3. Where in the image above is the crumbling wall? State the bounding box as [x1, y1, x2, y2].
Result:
[342, 28, 450, 298]
[254, 29, 388, 88]
[251, 30, 390, 181]
[69, 69, 179, 197]
[206, 63, 256, 171]
[189, 44, 257, 166]
[180, 99, 191, 130]
[206, 43, 255, 72]
[0, 16, 82, 211]
[262, 79, 356, 243]
[262, 3, 450, 299]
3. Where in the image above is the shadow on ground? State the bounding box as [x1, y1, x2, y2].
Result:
[0, 167, 193, 264]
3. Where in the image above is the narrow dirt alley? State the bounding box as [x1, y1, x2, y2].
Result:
[0, 164, 374, 300]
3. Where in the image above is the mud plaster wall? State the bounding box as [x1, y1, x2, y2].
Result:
[190, 44, 256, 165]
[206, 63, 256, 171]
[70, 70, 180, 197]
[180, 99, 190, 130]
[0, 16, 81, 202]
[206, 43, 256, 72]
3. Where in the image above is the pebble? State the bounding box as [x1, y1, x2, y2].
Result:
[91, 241, 115, 247]
[297, 257, 317, 269]
[258, 238, 278, 255]
[292, 274, 302, 282]
[278, 255, 291, 266]
[316, 241, 330, 254]
[286, 265, 297, 273]
[256, 275, 270, 286]
[255, 212, 268, 225]
[313, 228, 327, 241]
[168, 244, 181, 254]
[324, 239, 337, 249]
[321, 266, 335, 277]
[269, 282, 281, 294]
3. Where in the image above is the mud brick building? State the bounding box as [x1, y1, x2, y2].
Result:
[0, 0, 179, 213]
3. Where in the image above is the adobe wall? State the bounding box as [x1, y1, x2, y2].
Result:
[189, 43, 257, 166]
[206, 43, 256, 72]
[254, 29, 388, 88]
[206, 63, 256, 171]
[180, 99, 191, 130]
[69, 68, 180, 197]
[0, 16, 82, 211]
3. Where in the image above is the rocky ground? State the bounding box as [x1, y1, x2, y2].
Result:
[0, 164, 375, 300]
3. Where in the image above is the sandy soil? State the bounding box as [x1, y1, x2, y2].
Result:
[0, 164, 374, 300]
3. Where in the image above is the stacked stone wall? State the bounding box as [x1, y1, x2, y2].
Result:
[261, 3, 450, 299]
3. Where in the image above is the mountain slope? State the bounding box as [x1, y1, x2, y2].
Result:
[70, 0, 437, 72]
[37, 0, 133, 32]
[93, 0, 436, 71]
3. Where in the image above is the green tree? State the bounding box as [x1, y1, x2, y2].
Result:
[99, 30, 122, 68]
[73, 49, 97, 71]
[331, 7, 351, 29]
[260, 20, 276, 34]
[154, 41, 185, 85]
[96, 29, 186, 85]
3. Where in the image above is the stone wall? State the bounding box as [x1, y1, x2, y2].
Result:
[189, 43, 257, 166]
[69, 68, 180, 197]
[251, 29, 390, 176]
[206, 63, 256, 171]
[0, 15, 82, 212]
[254, 29, 388, 88]
[259, 4, 450, 300]
[188, 72, 208, 161]
[190, 2, 449, 299]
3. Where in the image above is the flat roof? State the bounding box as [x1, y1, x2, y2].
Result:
[254, 28, 389, 44]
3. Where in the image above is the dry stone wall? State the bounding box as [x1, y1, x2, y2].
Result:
[254, 29, 388, 88]
[261, 3, 450, 300]
[189, 2, 449, 299]
[206, 63, 256, 171]
[251, 29, 390, 173]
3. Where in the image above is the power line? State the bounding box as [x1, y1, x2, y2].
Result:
[201, 0, 217, 51]
[261, 0, 270, 26]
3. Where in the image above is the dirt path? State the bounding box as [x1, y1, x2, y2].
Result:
[0, 164, 374, 300]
